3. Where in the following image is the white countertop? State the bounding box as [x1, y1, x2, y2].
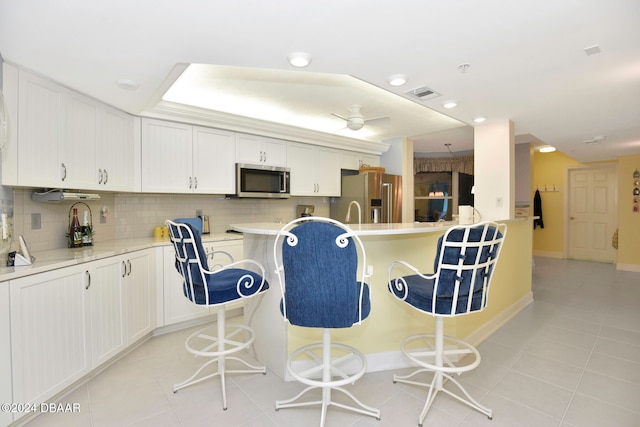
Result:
[231, 217, 531, 236]
[0, 233, 243, 282]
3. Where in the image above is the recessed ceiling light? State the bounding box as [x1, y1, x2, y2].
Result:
[584, 44, 602, 56]
[539, 145, 556, 153]
[287, 52, 312, 68]
[473, 116, 486, 123]
[388, 74, 408, 86]
[443, 100, 457, 109]
[116, 79, 139, 90]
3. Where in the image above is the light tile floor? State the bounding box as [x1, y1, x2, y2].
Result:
[21, 257, 640, 426]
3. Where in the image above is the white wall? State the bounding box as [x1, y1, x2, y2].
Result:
[515, 143, 532, 205]
[380, 137, 403, 176]
[474, 120, 515, 221]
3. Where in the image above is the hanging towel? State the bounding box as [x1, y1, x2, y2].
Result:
[533, 189, 544, 229]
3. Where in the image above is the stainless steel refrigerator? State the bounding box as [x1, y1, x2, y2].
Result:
[331, 172, 402, 224]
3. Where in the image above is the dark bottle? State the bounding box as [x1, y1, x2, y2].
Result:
[70, 208, 82, 247]
[81, 210, 93, 246]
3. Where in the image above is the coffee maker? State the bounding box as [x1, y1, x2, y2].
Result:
[199, 215, 211, 234]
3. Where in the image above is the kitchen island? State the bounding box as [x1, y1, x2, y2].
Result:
[232, 219, 534, 380]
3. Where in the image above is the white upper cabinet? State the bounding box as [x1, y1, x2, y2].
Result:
[340, 150, 380, 171]
[141, 119, 236, 194]
[96, 106, 135, 191]
[13, 68, 135, 191]
[17, 70, 64, 187]
[61, 90, 98, 189]
[192, 126, 236, 194]
[236, 133, 287, 166]
[141, 119, 193, 193]
[288, 142, 340, 196]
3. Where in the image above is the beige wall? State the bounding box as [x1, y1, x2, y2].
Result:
[617, 154, 640, 269]
[531, 150, 581, 256]
[532, 151, 640, 270]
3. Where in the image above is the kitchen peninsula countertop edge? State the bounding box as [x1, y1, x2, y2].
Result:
[231, 217, 532, 236]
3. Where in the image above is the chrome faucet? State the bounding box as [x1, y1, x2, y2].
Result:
[345, 201, 362, 225]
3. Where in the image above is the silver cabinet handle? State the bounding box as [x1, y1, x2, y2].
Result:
[61, 163, 67, 181]
[98, 168, 103, 184]
[85, 270, 91, 290]
[127, 260, 132, 276]
[103, 169, 108, 184]
[194, 177, 198, 189]
[188, 177, 192, 188]
[122, 260, 127, 278]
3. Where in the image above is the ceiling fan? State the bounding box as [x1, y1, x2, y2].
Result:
[331, 104, 390, 131]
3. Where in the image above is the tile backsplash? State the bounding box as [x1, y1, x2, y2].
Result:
[12, 188, 330, 252]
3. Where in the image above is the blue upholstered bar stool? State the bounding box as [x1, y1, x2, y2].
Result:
[166, 219, 269, 410]
[387, 221, 506, 426]
[273, 217, 381, 426]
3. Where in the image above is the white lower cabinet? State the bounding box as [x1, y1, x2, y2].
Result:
[90, 258, 126, 368]
[89, 250, 153, 368]
[123, 251, 154, 343]
[162, 239, 243, 326]
[8, 249, 153, 421]
[10, 266, 91, 410]
[1, 282, 13, 427]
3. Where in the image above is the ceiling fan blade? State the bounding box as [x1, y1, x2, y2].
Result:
[331, 112, 349, 121]
[363, 116, 391, 128]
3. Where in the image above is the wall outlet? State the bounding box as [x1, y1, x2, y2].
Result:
[496, 197, 504, 208]
[31, 213, 42, 230]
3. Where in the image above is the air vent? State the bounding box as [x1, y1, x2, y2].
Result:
[406, 86, 441, 100]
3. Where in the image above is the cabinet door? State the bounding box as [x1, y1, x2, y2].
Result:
[0, 282, 12, 427]
[193, 126, 236, 194]
[340, 150, 360, 171]
[124, 250, 154, 344]
[141, 119, 193, 193]
[17, 70, 63, 187]
[263, 137, 287, 166]
[97, 106, 134, 191]
[315, 147, 340, 196]
[62, 91, 98, 190]
[10, 267, 91, 406]
[90, 258, 125, 367]
[289, 143, 340, 196]
[236, 133, 265, 164]
[340, 151, 380, 171]
[360, 153, 380, 168]
[288, 143, 317, 196]
[162, 246, 209, 325]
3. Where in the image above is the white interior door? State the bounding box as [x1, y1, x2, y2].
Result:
[568, 165, 617, 262]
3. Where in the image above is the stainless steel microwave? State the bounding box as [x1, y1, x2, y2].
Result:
[235, 163, 290, 198]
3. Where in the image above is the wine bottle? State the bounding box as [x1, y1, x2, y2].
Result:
[82, 210, 93, 246]
[70, 207, 82, 247]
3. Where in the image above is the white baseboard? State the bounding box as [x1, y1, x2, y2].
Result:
[464, 291, 534, 348]
[616, 263, 640, 273]
[533, 250, 564, 259]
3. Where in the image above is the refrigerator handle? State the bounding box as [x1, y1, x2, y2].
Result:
[383, 183, 392, 223]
